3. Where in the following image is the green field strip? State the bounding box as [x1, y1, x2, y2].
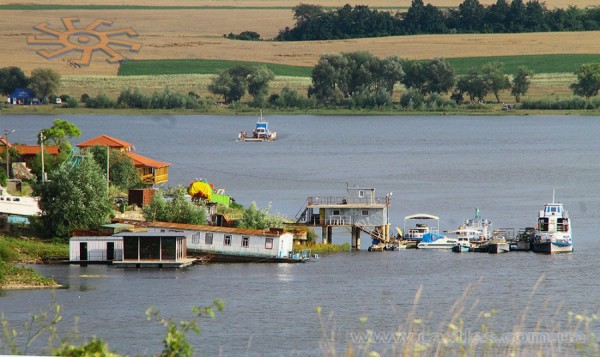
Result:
[0, 4, 410, 11]
[118, 59, 313, 77]
[446, 54, 600, 75]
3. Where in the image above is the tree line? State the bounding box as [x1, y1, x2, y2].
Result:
[275, 1, 600, 41]
[0, 66, 60, 101]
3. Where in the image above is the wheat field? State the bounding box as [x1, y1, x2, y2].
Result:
[2, 1, 598, 8]
[2, 8, 600, 77]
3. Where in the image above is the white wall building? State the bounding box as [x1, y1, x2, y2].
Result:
[69, 236, 123, 262]
[146, 222, 295, 262]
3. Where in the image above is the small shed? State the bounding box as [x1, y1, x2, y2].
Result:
[8, 88, 36, 105]
[69, 236, 123, 262]
[113, 232, 192, 268]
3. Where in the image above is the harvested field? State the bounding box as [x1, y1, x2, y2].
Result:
[3, 1, 598, 9]
[2, 8, 600, 77]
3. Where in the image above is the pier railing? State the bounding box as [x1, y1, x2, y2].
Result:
[307, 196, 387, 206]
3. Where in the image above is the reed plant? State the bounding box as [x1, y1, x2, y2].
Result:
[318, 276, 599, 356]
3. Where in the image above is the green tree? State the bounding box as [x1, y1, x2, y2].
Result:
[28, 68, 61, 100]
[247, 66, 275, 107]
[570, 62, 600, 99]
[39, 119, 81, 146]
[511, 66, 533, 103]
[457, 0, 486, 32]
[237, 202, 286, 230]
[402, 58, 455, 95]
[457, 68, 488, 102]
[35, 157, 113, 239]
[0, 66, 28, 96]
[308, 53, 348, 103]
[481, 61, 511, 103]
[88, 145, 141, 191]
[143, 187, 207, 225]
[292, 3, 324, 25]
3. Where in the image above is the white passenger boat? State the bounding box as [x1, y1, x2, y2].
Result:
[0, 185, 40, 216]
[532, 193, 572, 254]
[417, 233, 457, 249]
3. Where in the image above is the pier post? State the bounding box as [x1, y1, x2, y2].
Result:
[327, 226, 332, 244]
[322, 226, 327, 244]
[351, 226, 361, 250]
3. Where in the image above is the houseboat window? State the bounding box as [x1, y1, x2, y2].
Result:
[161, 238, 176, 260]
[265, 238, 273, 249]
[14, 198, 19, 201]
[362, 210, 369, 216]
[192, 233, 201, 244]
[358, 190, 364, 198]
[242, 236, 249, 248]
[205, 233, 213, 245]
[333, 209, 340, 216]
[224, 235, 232, 246]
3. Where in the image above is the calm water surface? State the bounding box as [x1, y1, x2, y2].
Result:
[0, 114, 599, 356]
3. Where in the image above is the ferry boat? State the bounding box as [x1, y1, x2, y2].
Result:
[450, 227, 480, 252]
[237, 111, 277, 142]
[532, 194, 573, 254]
[0, 185, 41, 216]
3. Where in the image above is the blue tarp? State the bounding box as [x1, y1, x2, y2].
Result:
[10, 88, 34, 99]
[421, 232, 445, 243]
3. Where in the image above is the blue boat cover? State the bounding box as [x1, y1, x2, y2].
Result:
[421, 232, 445, 243]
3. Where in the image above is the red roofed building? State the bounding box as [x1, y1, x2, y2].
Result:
[77, 135, 169, 185]
[76, 135, 135, 152]
[14, 145, 60, 162]
[126, 152, 169, 185]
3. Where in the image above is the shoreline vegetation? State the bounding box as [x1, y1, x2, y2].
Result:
[0, 235, 68, 289]
[294, 242, 351, 254]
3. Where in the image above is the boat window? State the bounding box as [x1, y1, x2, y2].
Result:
[192, 232, 201, 244]
[333, 210, 340, 216]
[358, 190, 364, 198]
[14, 198, 19, 201]
[362, 210, 369, 216]
[204, 233, 213, 245]
[265, 238, 273, 249]
[242, 236, 249, 248]
[224, 235, 232, 246]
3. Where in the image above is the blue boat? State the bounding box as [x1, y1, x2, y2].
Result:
[238, 111, 277, 142]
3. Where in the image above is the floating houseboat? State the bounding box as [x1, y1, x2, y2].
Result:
[145, 222, 300, 263]
[237, 112, 277, 142]
[532, 195, 572, 254]
[70, 236, 123, 263]
[113, 232, 194, 268]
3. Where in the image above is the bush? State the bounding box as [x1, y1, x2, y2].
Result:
[80, 93, 90, 103]
[224, 31, 261, 41]
[268, 87, 316, 110]
[62, 97, 79, 108]
[520, 97, 600, 110]
[117, 88, 151, 109]
[426, 92, 457, 110]
[400, 89, 425, 109]
[351, 88, 392, 109]
[85, 93, 115, 108]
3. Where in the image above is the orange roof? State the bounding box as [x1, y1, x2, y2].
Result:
[126, 152, 169, 168]
[114, 219, 288, 237]
[77, 135, 134, 151]
[0, 137, 12, 148]
[15, 145, 60, 156]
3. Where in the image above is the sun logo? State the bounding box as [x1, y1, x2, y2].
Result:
[27, 17, 142, 66]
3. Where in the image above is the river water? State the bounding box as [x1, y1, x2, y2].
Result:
[0, 114, 599, 355]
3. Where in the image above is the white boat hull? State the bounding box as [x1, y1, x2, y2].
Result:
[532, 242, 573, 254]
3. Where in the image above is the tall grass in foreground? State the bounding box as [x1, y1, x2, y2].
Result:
[319, 276, 599, 356]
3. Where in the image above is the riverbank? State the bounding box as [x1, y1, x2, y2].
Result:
[3, 104, 600, 116]
[0, 235, 68, 289]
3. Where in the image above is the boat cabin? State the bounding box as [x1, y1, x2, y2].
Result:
[538, 203, 569, 233]
[69, 236, 123, 263]
[113, 232, 192, 268]
[403, 213, 440, 241]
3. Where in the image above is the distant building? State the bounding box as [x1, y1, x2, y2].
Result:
[14, 145, 60, 162]
[77, 135, 169, 185]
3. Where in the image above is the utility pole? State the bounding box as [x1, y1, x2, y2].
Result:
[3, 129, 15, 179]
[106, 145, 110, 192]
[39, 130, 45, 182]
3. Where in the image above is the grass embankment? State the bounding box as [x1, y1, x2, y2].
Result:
[294, 242, 351, 254]
[0, 235, 68, 289]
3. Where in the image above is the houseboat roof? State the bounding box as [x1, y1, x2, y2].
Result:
[77, 135, 135, 151]
[126, 152, 169, 168]
[70, 235, 123, 241]
[146, 221, 289, 237]
[118, 232, 186, 238]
